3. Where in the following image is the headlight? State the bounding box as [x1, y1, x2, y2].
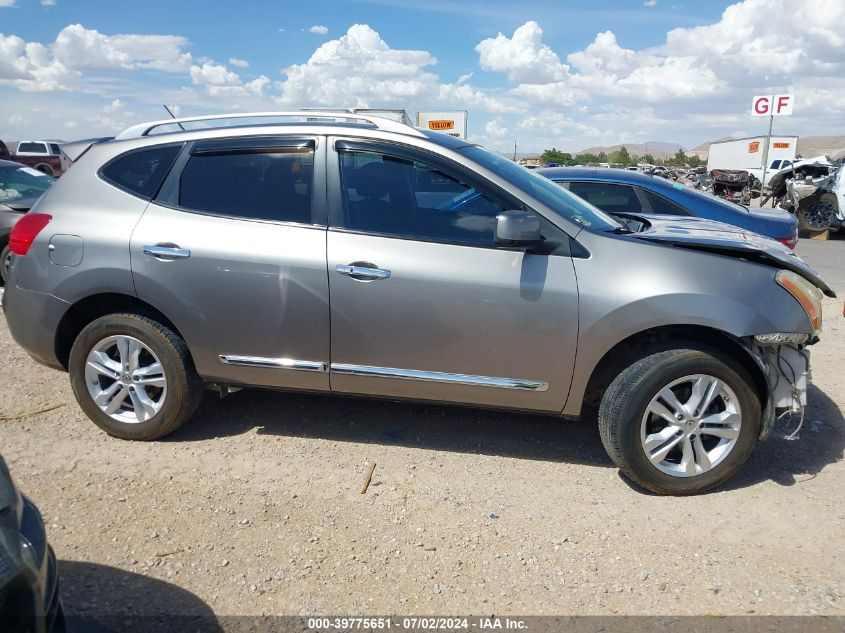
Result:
[776, 269, 824, 336]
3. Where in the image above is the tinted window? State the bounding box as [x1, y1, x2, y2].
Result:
[102, 145, 182, 200]
[567, 181, 642, 214]
[639, 188, 691, 215]
[339, 150, 506, 246]
[17, 142, 46, 154]
[178, 149, 313, 223]
[49, 144, 61, 155]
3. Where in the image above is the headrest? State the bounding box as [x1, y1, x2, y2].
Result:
[353, 162, 391, 199]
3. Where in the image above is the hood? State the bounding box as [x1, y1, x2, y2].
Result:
[624, 214, 836, 298]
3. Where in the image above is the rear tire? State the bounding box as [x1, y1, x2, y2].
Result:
[69, 313, 203, 440]
[0, 244, 10, 285]
[598, 346, 760, 495]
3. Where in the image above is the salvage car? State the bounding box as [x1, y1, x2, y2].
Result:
[0, 454, 64, 632]
[538, 167, 799, 248]
[2, 112, 834, 495]
[0, 160, 56, 285]
[764, 156, 843, 231]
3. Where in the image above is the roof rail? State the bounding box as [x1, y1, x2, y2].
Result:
[114, 110, 426, 140]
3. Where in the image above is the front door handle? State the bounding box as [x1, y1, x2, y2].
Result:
[336, 262, 391, 281]
[143, 244, 191, 261]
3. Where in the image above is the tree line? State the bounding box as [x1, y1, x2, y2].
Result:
[539, 146, 705, 168]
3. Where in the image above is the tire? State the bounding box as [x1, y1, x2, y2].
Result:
[0, 244, 10, 285]
[69, 313, 203, 440]
[598, 346, 760, 495]
[798, 192, 837, 231]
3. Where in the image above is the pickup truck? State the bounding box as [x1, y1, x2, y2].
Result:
[0, 140, 68, 177]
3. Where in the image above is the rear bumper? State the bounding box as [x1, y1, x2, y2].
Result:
[1, 283, 68, 371]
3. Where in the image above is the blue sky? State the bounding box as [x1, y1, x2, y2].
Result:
[1, 0, 842, 152]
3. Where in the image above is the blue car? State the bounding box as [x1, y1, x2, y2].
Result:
[537, 167, 799, 249]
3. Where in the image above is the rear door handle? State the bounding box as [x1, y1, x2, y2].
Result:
[336, 263, 391, 281]
[143, 244, 191, 261]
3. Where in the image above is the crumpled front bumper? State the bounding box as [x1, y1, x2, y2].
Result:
[743, 341, 810, 440]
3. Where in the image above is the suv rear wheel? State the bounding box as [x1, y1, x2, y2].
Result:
[69, 313, 203, 440]
[598, 346, 760, 495]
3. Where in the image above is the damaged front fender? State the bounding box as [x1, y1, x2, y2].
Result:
[740, 339, 810, 440]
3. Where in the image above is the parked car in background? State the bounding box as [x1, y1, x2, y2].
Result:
[2, 111, 832, 495]
[1, 141, 68, 177]
[538, 167, 799, 248]
[0, 160, 55, 285]
[0, 454, 64, 632]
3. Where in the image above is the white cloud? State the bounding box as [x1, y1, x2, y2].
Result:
[278, 24, 438, 107]
[0, 0, 18, 6]
[475, 21, 568, 84]
[228, 57, 249, 68]
[644, 0, 657, 6]
[309, 25, 329, 35]
[41, 0, 56, 5]
[484, 119, 508, 139]
[190, 62, 270, 98]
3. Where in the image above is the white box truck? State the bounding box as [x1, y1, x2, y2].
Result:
[706, 136, 798, 184]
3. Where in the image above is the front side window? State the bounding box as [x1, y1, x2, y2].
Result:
[178, 149, 313, 223]
[568, 181, 642, 214]
[101, 145, 182, 200]
[338, 150, 506, 246]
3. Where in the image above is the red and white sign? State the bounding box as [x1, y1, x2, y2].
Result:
[751, 94, 794, 117]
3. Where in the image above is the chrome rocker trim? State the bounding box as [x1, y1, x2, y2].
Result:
[219, 355, 327, 372]
[330, 363, 549, 391]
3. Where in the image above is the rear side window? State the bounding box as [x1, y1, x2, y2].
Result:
[50, 143, 61, 155]
[177, 149, 313, 223]
[17, 142, 47, 153]
[639, 188, 691, 215]
[101, 145, 182, 200]
[568, 181, 642, 214]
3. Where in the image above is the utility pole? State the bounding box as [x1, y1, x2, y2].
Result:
[513, 140, 517, 162]
[759, 113, 774, 199]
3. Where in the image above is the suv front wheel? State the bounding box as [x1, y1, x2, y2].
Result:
[69, 313, 203, 440]
[598, 346, 761, 495]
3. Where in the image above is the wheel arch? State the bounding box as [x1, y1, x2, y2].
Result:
[55, 292, 191, 370]
[576, 324, 768, 420]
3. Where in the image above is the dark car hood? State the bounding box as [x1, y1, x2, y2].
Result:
[625, 214, 835, 297]
[0, 196, 38, 212]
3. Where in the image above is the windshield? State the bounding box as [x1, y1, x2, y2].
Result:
[459, 146, 623, 231]
[0, 165, 55, 203]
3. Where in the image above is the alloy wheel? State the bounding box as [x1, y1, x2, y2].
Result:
[84, 335, 167, 423]
[640, 374, 742, 477]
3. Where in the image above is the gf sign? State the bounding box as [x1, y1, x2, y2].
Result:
[752, 94, 794, 117]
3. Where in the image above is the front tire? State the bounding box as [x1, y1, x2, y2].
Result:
[69, 313, 203, 440]
[0, 244, 10, 285]
[598, 346, 760, 495]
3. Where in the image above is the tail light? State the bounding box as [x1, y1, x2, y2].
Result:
[777, 234, 798, 250]
[9, 213, 52, 256]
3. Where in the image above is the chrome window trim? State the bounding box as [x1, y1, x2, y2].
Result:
[330, 363, 549, 391]
[219, 355, 326, 372]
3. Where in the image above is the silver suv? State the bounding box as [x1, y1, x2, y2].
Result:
[2, 112, 834, 495]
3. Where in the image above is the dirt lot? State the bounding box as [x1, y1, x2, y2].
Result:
[1, 241, 843, 623]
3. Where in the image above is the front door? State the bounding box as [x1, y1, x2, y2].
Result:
[130, 136, 331, 391]
[326, 139, 579, 411]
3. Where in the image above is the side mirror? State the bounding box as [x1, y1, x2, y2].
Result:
[495, 210, 542, 248]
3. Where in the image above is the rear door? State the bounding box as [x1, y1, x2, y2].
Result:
[130, 136, 331, 390]
[325, 139, 579, 411]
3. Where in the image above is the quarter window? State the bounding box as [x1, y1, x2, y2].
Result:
[338, 150, 506, 246]
[178, 149, 313, 223]
[639, 189, 691, 215]
[101, 145, 182, 200]
[567, 181, 642, 214]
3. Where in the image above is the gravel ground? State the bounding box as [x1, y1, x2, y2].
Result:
[1, 242, 843, 623]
